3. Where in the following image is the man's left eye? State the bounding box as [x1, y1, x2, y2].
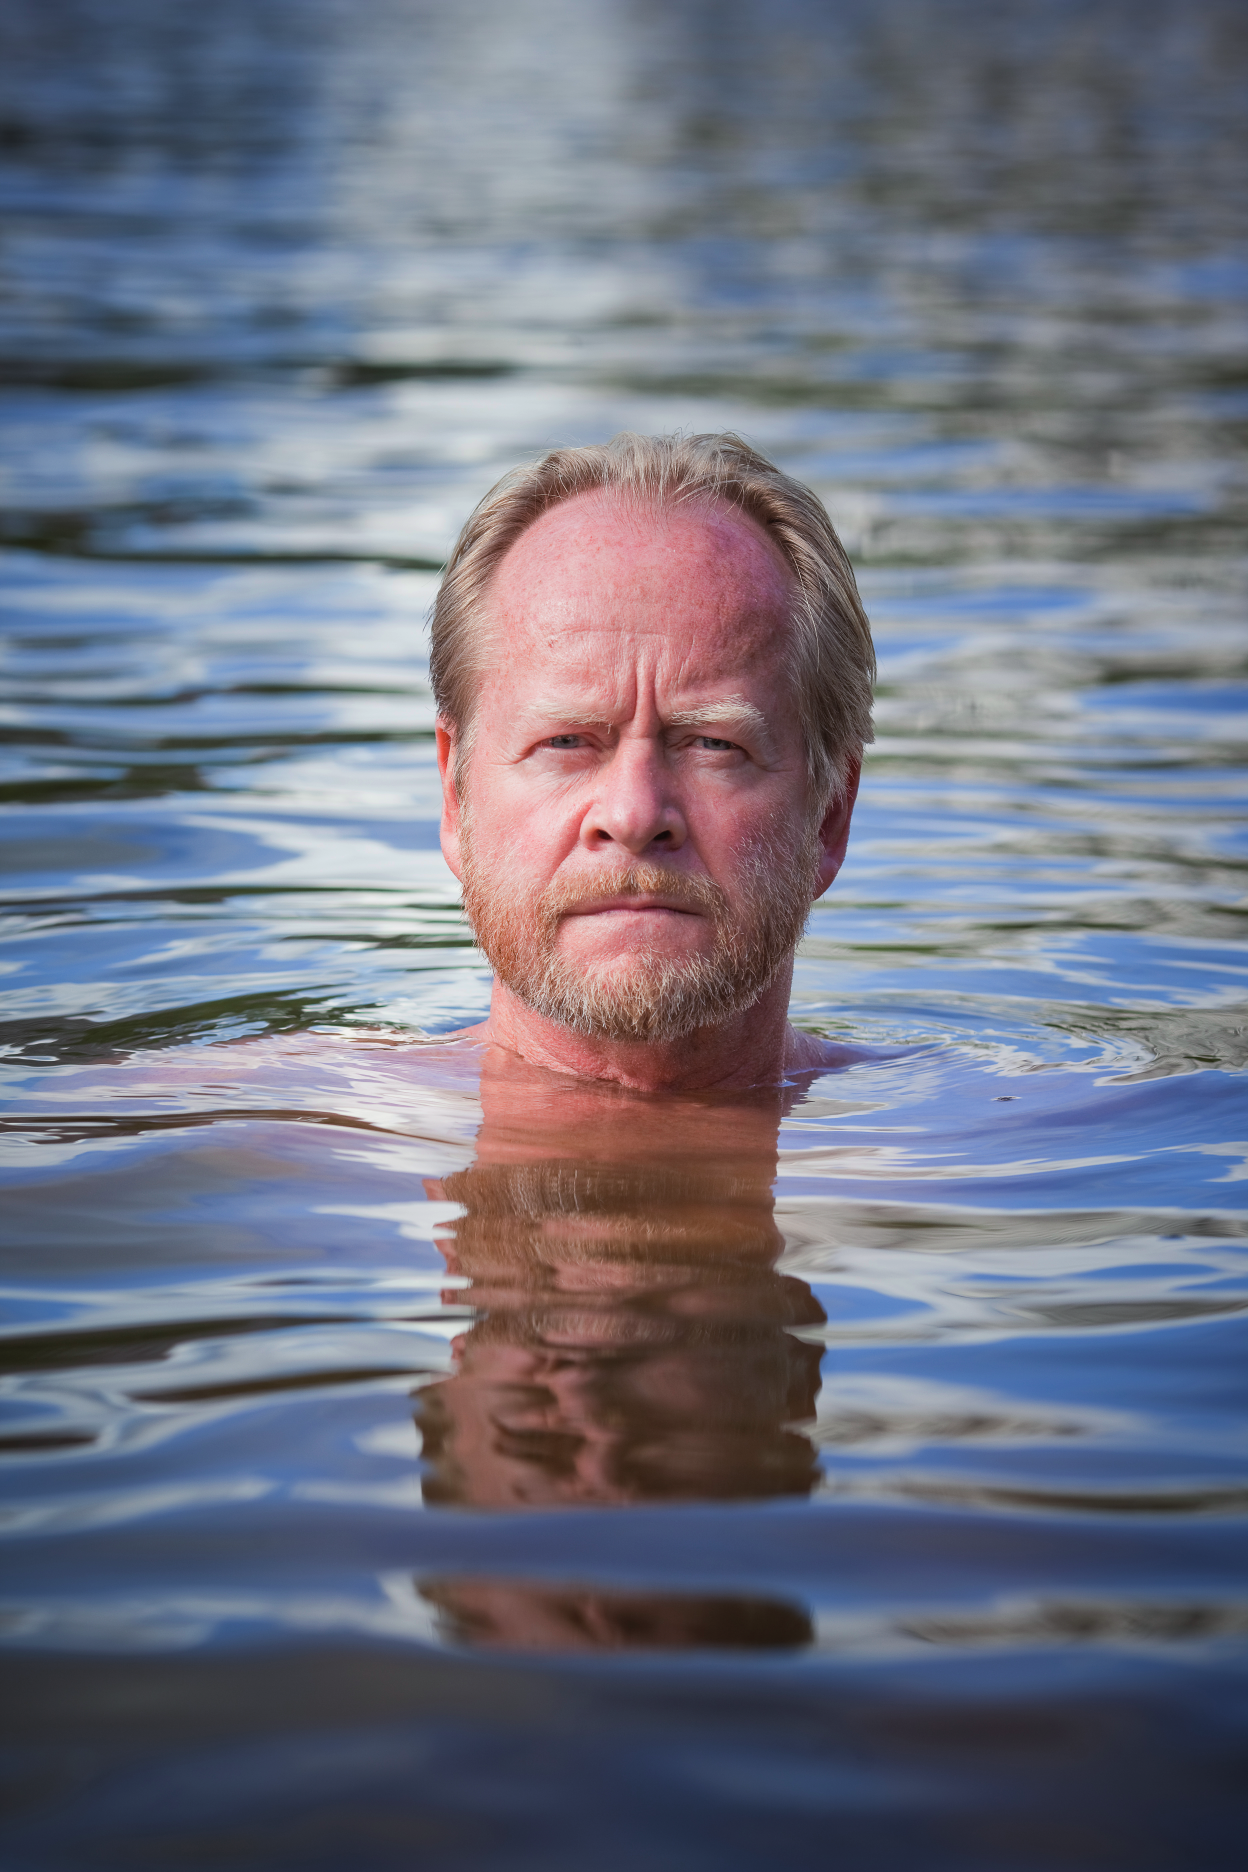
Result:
[697, 736, 738, 751]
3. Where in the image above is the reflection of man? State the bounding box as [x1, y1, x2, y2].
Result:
[414, 1060, 824, 1649]
[432, 432, 873, 1091]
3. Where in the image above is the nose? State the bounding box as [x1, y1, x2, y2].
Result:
[580, 738, 687, 856]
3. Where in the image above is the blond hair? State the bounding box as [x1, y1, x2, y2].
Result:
[429, 431, 874, 805]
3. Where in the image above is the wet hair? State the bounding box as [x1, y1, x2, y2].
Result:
[429, 431, 875, 807]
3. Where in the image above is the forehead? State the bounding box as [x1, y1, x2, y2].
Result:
[481, 490, 796, 690]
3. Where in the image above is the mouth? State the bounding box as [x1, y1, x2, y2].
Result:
[563, 896, 702, 918]
[541, 865, 727, 929]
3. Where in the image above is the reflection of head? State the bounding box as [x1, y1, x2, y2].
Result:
[420, 1578, 813, 1654]
[417, 1063, 826, 1514]
[431, 432, 875, 807]
[417, 1300, 823, 1510]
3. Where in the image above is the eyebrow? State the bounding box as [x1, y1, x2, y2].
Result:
[664, 700, 768, 736]
[520, 696, 773, 745]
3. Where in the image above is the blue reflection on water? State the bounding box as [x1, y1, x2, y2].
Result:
[1, 0, 1246, 1865]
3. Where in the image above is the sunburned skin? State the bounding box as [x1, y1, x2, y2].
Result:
[436, 489, 860, 1092]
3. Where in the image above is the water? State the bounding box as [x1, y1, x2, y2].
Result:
[1, 0, 1246, 1864]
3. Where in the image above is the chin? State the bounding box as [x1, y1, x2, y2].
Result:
[516, 947, 779, 1047]
[562, 934, 711, 979]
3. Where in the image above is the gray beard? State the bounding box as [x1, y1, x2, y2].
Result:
[459, 818, 819, 1045]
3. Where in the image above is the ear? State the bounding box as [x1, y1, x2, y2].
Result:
[436, 718, 464, 882]
[812, 756, 861, 900]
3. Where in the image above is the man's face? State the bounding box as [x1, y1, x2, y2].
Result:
[439, 490, 851, 1042]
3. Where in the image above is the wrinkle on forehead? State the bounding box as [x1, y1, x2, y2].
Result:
[484, 488, 797, 656]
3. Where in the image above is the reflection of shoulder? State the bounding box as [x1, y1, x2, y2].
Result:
[5, 1026, 488, 1121]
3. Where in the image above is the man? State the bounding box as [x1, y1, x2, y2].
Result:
[431, 431, 874, 1092]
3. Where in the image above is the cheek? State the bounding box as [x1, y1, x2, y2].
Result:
[691, 783, 804, 859]
[470, 775, 579, 869]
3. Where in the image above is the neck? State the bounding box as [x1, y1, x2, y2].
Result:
[478, 959, 825, 1091]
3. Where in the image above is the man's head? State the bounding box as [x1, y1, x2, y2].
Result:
[430, 433, 874, 1052]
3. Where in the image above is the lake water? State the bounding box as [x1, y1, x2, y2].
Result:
[1, 1, 1246, 1866]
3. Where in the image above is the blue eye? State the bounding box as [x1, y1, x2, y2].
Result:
[698, 736, 736, 751]
[546, 735, 582, 748]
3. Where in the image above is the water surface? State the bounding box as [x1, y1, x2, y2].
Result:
[1, 2, 1246, 1866]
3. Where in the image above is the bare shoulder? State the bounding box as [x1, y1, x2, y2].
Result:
[783, 1024, 871, 1076]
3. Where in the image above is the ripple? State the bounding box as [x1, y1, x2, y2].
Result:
[0, 0, 1246, 1852]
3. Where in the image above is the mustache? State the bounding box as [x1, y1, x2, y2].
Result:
[540, 864, 728, 922]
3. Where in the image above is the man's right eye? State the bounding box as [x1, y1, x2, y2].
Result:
[545, 734, 583, 749]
